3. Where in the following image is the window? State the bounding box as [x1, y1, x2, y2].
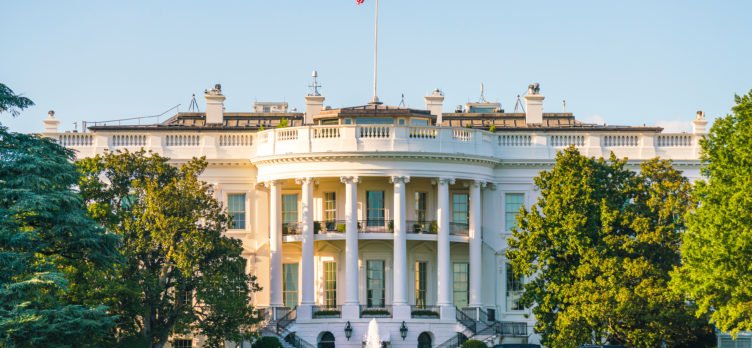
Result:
[418, 332, 432, 348]
[366, 260, 385, 308]
[411, 119, 429, 126]
[356, 117, 393, 124]
[176, 288, 192, 307]
[505, 193, 525, 232]
[415, 261, 427, 308]
[173, 339, 192, 348]
[414, 192, 427, 223]
[318, 332, 336, 348]
[506, 262, 524, 311]
[453, 262, 469, 308]
[283, 194, 299, 234]
[227, 193, 246, 229]
[398, 118, 406, 125]
[283, 263, 299, 308]
[366, 191, 385, 227]
[343, 118, 353, 125]
[323, 192, 336, 222]
[323, 262, 337, 308]
[452, 193, 469, 224]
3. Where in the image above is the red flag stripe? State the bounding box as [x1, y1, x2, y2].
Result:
[356, 0, 365, 4]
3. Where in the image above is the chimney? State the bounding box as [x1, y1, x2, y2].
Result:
[424, 88, 445, 125]
[524, 83, 544, 125]
[692, 110, 708, 134]
[204, 84, 225, 125]
[42, 110, 60, 133]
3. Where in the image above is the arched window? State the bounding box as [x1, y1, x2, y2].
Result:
[418, 332, 432, 348]
[318, 331, 335, 348]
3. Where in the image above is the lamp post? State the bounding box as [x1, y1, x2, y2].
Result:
[344, 321, 353, 341]
[400, 321, 408, 340]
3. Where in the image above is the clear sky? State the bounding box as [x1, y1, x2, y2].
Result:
[2, 1, 751, 133]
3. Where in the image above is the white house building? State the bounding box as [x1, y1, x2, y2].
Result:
[42, 82, 707, 348]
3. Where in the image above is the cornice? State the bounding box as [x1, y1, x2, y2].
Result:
[251, 151, 501, 167]
[498, 159, 702, 169]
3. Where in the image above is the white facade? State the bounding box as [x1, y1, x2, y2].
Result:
[43, 85, 705, 348]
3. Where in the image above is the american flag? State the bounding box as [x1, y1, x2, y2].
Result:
[356, 0, 364, 4]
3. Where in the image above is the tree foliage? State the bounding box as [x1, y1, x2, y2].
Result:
[507, 148, 714, 348]
[77, 150, 260, 348]
[0, 83, 34, 117]
[0, 125, 119, 347]
[673, 90, 752, 336]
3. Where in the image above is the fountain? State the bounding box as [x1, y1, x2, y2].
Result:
[365, 318, 381, 348]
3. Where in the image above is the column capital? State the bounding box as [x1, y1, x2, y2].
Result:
[340, 176, 360, 184]
[436, 177, 455, 185]
[389, 176, 411, 184]
[485, 182, 498, 191]
[465, 180, 487, 188]
[263, 180, 282, 189]
[295, 177, 315, 185]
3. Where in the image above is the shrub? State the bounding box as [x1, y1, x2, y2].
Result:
[489, 124, 496, 132]
[411, 309, 440, 318]
[336, 223, 346, 233]
[252, 336, 283, 348]
[430, 221, 438, 233]
[461, 339, 487, 348]
[276, 118, 289, 128]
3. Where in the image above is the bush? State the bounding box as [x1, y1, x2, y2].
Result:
[411, 309, 440, 318]
[489, 124, 496, 132]
[336, 223, 346, 233]
[430, 221, 438, 233]
[253, 336, 283, 348]
[276, 118, 289, 128]
[461, 339, 487, 348]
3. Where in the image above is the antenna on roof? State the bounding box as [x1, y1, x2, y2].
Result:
[513, 94, 526, 113]
[479, 82, 488, 103]
[308, 70, 322, 96]
[399, 93, 406, 108]
[562, 98, 567, 112]
[188, 93, 200, 112]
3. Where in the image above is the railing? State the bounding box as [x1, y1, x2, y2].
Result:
[312, 305, 342, 319]
[450, 222, 469, 236]
[496, 321, 528, 336]
[165, 134, 200, 147]
[315, 220, 347, 234]
[406, 220, 436, 234]
[277, 129, 298, 141]
[219, 134, 253, 146]
[359, 125, 391, 138]
[111, 134, 147, 147]
[498, 134, 532, 147]
[57, 133, 93, 147]
[656, 133, 693, 147]
[312, 126, 340, 139]
[409, 126, 437, 139]
[283, 332, 316, 348]
[359, 305, 393, 318]
[452, 129, 472, 142]
[275, 307, 297, 335]
[550, 134, 585, 147]
[357, 219, 393, 233]
[456, 306, 477, 334]
[436, 332, 468, 348]
[410, 305, 440, 319]
[282, 222, 302, 236]
[603, 135, 638, 147]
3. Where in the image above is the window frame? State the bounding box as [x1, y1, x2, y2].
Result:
[504, 192, 526, 233]
[227, 193, 247, 230]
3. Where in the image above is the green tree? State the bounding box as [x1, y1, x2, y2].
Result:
[673, 91, 752, 337]
[0, 83, 34, 117]
[507, 148, 714, 348]
[77, 150, 260, 348]
[0, 125, 120, 347]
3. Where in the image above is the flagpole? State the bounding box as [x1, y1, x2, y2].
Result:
[370, 0, 380, 104]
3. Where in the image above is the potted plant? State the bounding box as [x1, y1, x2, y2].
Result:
[430, 220, 438, 233]
[336, 223, 346, 233]
[388, 220, 394, 232]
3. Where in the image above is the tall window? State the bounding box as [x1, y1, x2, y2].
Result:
[282, 194, 299, 224]
[173, 339, 192, 348]
[415, 261, 427, 308]
[452, 193, 469, 224]
[366, 191, 385, 227]
[227, 193, 246, 229]
[453, 262, 469, 308]
[414, 192, 427, 223]
[323, 192, 336, 222]
[323, 262, 337, 308]
[506, 262, 524, 311]
[366, 260, 385, 307]
[283, 263, 299, 308]
[505, 193, 525, 232]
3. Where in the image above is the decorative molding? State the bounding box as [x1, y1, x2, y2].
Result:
[437, 177, 455, 185]
[252, 152, 500, 168]
[295, 177, 315, 185]
[262, 180, 282, 188]
[339, 176, 360, 184]
[389, 176, 411, 184]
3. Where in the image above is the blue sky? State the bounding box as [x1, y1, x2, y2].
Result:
[2, 1, 751, 133]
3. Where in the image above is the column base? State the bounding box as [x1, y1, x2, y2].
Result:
[440, 305, 456, 321]
[342, 303, 361, 320]
[392, 304, 411, 320]
[297, 304, 313, 320]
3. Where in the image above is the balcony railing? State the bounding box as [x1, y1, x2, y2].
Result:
[357, 219, 393, 233]
[406, 220, 437, 234]
[315, 220, 347, 234]
[312, 305, 342, 319]
[359, 304, 393, 318]
[450, 222, 469, 236]
[282, 222, 302, 236]
[410, 305, 440, 319]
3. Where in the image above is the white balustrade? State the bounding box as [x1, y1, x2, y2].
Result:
[277, 129, 298, 141]
[498, 134, 532, 147]
[165, 134, 200, 147]
[358, 125, 390, 139]
[111, 134, 147, 147]
[656, 134, 692, 147]
[408, 127, 436, 139]
[312, 126, 341, 139]
[452, 129, 472, 142]
[219, 134, 253, 146]
[58, 133, 93, 147]
[550, 134, 585, 147]
[603, 135, 639, 147]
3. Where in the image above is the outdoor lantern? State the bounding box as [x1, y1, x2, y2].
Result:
[400, 321, 408, 340]
[344, 321, 353, 341]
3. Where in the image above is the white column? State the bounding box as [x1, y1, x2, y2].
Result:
[469, 180, 483, 308]
[296, 177, 315, 319]
[266, 180, 283, 308]
[391, 176, 410, 318]
[341, 176, 360, 319]
[437, 177, 454, 312]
